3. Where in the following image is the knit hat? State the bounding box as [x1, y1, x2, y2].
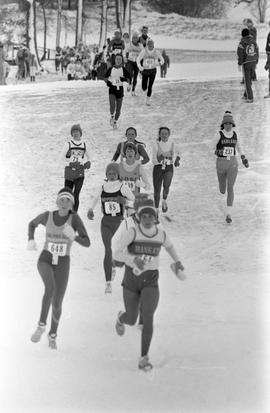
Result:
[71, 124, 82, 136]
[136, 198, 157, 219]
[242, 28, 250, 37]
[105, 162, 120, 177]
[220, 111, 235, 127]
[57, 187, 75, 204]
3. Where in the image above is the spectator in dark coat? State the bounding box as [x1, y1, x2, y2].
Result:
[245, 18, 257, 80]
[264, 20, 270, 98]
[160, 50, 170, 78]
[237, 28, 259, 103]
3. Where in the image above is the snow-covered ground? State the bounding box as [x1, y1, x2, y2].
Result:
[1, 42, 270, 413]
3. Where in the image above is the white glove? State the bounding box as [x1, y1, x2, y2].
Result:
[63, 224, 76, 241]
[135, 179, 146, 188]
[27, 240, 37, 250]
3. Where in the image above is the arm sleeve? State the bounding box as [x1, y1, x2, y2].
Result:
[138, 144, 150, 165]
[139, 165, 151, 189]
[163, 232, 181, 262]
[112, 227, 136, 267]
[152, 142, 158, 165]
[136, 50, 145, 71]
[120, 184, 135, 202]
[84, 144, 91, 162]
[89, 186, 102, 210]
[157, 51, 164, 66]
[235, 141, 243, 156]
[111, 142, 122, 162]
[123, 67, 131, 82]
[173, 142, 181, 158]
[72, 214, 91, 247]
[58, 142, 69, 166]
[28, 211, 49, 240]
[237, 43, 244, 65]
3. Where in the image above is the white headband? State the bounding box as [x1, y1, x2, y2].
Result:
[57, 192, 74, 204]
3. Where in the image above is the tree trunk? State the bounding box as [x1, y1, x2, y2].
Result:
[33, 0, 41, 66]
[99, 0, 108, 49]
[115, 0, 122, 30]
[28, 0, 41, 68]
[56, 0, 62, 48]
[76, 0, 83, 45]
[40, 1, 47, 61]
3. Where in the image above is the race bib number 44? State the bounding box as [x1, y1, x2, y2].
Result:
[104, 201, 121, 216]
[48, 242, 67, 256]
[223, 147, 234, 157]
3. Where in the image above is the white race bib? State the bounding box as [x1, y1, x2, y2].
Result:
[48, 242, 67, 256]
[104, 201, 121, 216]
[144, 57, 155, 69]
[113, 49, 122, 55]
[223, 147, 234, 158]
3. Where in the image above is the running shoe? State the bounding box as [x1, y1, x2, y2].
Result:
[146, 97, 151, 106]
[48, 333, 57, 350]
[110, 115, 115, 126]
[162, 200, 168, 213]
[115, 311, 125, 336]
[138, 355, 153, 371]
[113, 121, 118, 129]
[226, 214, 232, 224]
[31, 324, 46, 343]
[105, 282, 112, 294]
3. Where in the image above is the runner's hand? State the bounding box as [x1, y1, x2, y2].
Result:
[133, 256, 145, 271]
[174, 156, 180, 167]
[83, 161, 91, 169]
[87, 208, 94, 220]
[27, 240, 37, 250]
[241, 155, 249, 168]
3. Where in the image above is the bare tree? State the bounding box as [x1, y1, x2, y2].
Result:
[56, 0, 62, 48]
[99, 0, 108, 49]
[76, 0, 83, 45]
[234, 0, 269, 22]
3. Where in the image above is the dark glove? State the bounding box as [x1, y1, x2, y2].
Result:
[87, 209, 94, 220]
[120, 77, 127, 82]
[241, 155, 249, 168]
[106, 80, 112, 87]
[175, 261, 184, 271]
[174, 156, 180, 167]
[157, 154, 164, 163]
[83, 161, 91, 170]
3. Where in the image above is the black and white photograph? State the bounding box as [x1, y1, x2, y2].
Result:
[0, 0, 270, 412]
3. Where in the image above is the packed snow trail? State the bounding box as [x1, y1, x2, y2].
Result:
[0, 75, 270, 413]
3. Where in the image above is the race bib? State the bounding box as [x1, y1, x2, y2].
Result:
[123, 180, 136, 191]
[144, 57, 155, 69]
[48, 242, 67, 256]
[113, 48, 122, 55]
[104, 201, 121, 216]
[223, 147, 234, 158]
